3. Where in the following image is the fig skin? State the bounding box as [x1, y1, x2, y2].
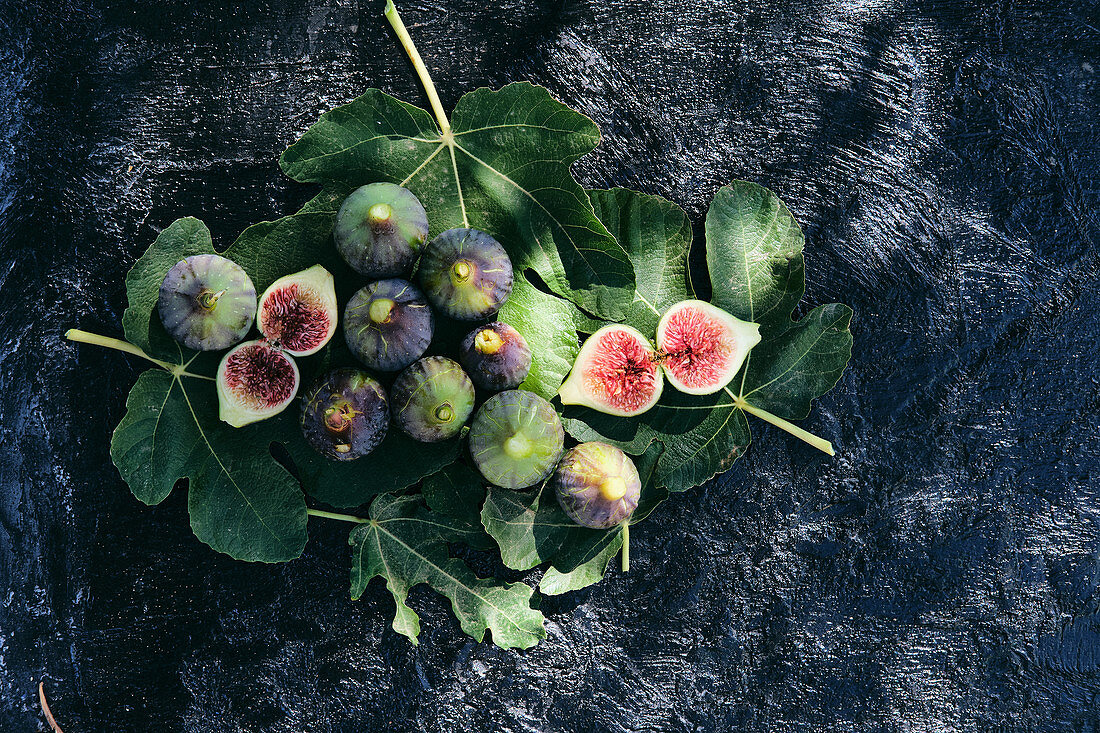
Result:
[333, 183, 429, 278]
[344, 278, 434, 371]
[299, 368, 390, 460]
[256, 264, 338, 357]
[552, 442, 640, 529]
[468, 390, 564, 489]
[458, 321, 532, 392]
[558, 324, 663, 417]
[217, 340, 300, 427]
[418, 228, 513, 320]
[158, 254, 257, 351]
[391, 357, 475, 443]
[656, 299, 761, 395]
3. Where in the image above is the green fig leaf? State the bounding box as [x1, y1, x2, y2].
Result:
[420, 463, 494, 551]
[110, 364, 307, 563]
[563, 183, 852, 491]
[350, 493, 546, 649]
[498, 271, 580, 400]
[480, 443, 666, 593]
[279, 82, 636, 321]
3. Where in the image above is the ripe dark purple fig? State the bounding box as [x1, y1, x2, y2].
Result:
[558, 324, 663, 416]
[299, 368, 390, 460]
[552, 442, 640, 529]
[391, 357, 475, 442]
[216, 340, 300, 427]
[256, 265, 338, 357]
[468, 390, 564, 489]
[333, 183, 429, 278]
[158, 254, 257, 351]
[458, 322, 532, 392]
[418, 228, 513, 320]
[343, 278, 434, 371]
[655, 300, 760, 395]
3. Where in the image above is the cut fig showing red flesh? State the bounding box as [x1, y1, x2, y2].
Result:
[257, 264, 338, 357]
[655, 300, 761, 395]
[558, 324, 663, 417]
[216, 340, 300, 427]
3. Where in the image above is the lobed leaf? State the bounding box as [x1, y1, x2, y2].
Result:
[350, 493, 546, 649]
[280, 82, 636, 321]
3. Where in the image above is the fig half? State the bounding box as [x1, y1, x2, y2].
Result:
[656, 300, 761, 395]
[469, 390, 564, 489]
[558, 324, 663, 417]
[257, 264, 338, 357]
[158, 254, 257, 351]
[552, 442, 640, 529]
[217, 340, 300, 427]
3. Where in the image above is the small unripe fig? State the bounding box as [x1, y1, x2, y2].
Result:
[552, 442, 640, 529]
[256, 264, 339, 357]
[468, 390, 564, 489]
[418, 228, 513, 320]
[299, 368, 390, 460]
[344, 278, 434, 371]
[217, 339, 300, 427]
[158, 254, 257, 351]
[333, 183, 429, 278]
[391, 356, 475, 442]
[458, 322, 532, 392]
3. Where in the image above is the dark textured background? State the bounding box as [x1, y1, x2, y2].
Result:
[2, 0, 1099, 730]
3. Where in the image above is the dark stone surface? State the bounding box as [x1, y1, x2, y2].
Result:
[2, 0, 1099, 730]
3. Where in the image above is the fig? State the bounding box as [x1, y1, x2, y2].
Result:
[343, 278, 434, 371]
[418, 228, 513, 320]
[458, 321, 532, 392]
[256, 264, 338, 357]
[300, 368, 390, 460]
[655, 300, 761, 395]
[158, 254, 257, 351]
[333, 183, 429, 278]
[391, 357, 475, 442]
[552, 442, 640, 529]
[558, 324, 663, 417]
[468, 390, 564, 489]
[216, 340, 300, 427]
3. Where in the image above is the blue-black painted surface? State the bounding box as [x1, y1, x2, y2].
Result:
[1, 0, 1099, 730]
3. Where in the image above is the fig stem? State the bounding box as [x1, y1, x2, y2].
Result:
[621, 523, 630, 573]
[306, 508, 368, 524]
[65, 328, 213, 381]
[384, 0, 451, 136]
[734, 396, 835, 456]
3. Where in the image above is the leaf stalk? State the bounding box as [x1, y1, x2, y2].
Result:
[734, 396, 835, 456]
[307, 508, 369, 524]
[384, 0, 452, 136]
[621, 523, 630, 572]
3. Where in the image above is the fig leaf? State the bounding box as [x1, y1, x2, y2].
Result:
[349, 493, 546, 649]
[497, 272, 580, 400]
[110, 364, 308, 563]
[562, 183, 853, 491]
[480, 443, 666, 593]
[279, 82, 636, 321]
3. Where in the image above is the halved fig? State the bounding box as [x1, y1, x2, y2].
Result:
[158, 254, 256, 351]
[257, 265, 338, 357]
[217, 340, 300, 427]
[655, 300, 761, 395]
[558, 324, 663, 417]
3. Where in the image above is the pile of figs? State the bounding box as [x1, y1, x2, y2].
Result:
[155, 181, 763, 534]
